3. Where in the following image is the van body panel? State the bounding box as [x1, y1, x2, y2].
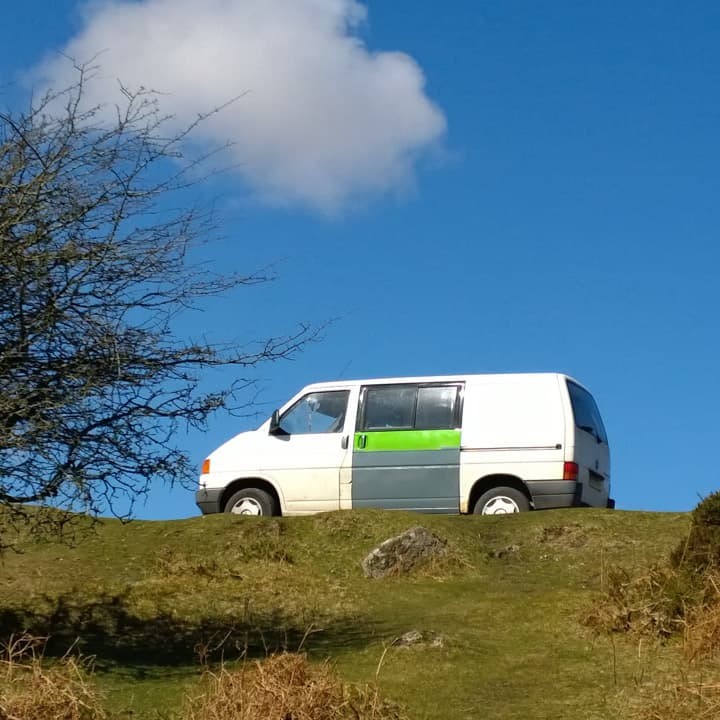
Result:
[460, 375, 565, 450]
[351, 429, 461, 512]
[457, 374, 566, 508]
[216, 429, 345, 513]
[260, 433, 346, 513]
[459, 457, 567, 509]
[351, 448, 460, 512]
[459, 458, 566, 491]
[196, 372, 612, 516]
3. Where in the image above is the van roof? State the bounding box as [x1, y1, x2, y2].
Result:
[301, 372, 581, 392]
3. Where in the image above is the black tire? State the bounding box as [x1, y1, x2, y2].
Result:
[473, 486, 530, 515]
[224, 488, 276, 516]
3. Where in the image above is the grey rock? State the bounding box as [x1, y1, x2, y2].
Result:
[392, 630, 445, 648]
[487, 543, 520, 559]
[393, 630, 424, 646]
[361, 526, 448, 578]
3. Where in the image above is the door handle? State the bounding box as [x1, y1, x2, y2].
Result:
[357, 434, 367, 449]
[341, 435, 349, 449]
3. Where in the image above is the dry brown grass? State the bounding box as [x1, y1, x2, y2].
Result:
[587, 560, 720, 664]
[633, 679, 720, 720]
[683, 574, 720, 662]
[589, 561, 720, 718]
[0, 635, 105, 720]
[185, 652, 407, 720]
[585, 565, 692, 638]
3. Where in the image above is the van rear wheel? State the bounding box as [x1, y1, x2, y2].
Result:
[224, 488, 276, 516]
[474, 487, 530, 515]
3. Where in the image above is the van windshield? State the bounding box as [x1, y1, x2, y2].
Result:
[567, 381, 608, 444]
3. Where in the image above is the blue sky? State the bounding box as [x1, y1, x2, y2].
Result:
[2, 1, 719, 519]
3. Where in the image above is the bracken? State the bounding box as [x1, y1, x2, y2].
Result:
[185, 652, 407, 720]
[0, 635, 105, 720]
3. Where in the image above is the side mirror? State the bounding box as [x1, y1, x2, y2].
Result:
[269, 409, 281, 434]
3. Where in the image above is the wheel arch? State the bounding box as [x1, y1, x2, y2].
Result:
[221, 478, 283, 516]
[467, 474, 533, 513]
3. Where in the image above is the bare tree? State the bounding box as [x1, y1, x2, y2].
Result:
[0, 67, 315, 540]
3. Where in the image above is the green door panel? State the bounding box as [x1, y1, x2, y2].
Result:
[354, 429, 460, 451]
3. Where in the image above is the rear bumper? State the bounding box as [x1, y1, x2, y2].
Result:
[526, 480, 582, 510]
[195, 487, 224, 515]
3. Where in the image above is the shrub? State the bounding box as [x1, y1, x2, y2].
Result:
[671, 491, 720, 573]
[0, 635, 105, 720]
[185, 652, 406, 720]
[585, 565, 695, 638]
[589, 493, 720, 645]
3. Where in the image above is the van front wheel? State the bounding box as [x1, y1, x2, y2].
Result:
[473, 487, 530, 515]
[224, 488, 276, 516]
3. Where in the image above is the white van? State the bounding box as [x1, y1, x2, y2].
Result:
[196, 373, 612, 516]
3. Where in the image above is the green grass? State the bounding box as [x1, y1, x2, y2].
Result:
[0, 508, 703, 719]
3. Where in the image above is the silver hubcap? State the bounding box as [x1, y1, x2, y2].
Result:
[482, 496, 520, 515]
[231, 497, 263, 515]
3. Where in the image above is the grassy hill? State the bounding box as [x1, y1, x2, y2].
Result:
[0, 508, 713, 719]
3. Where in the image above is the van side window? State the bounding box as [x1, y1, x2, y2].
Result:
[361, 384, 461, 431]
[416, 385, 458, 429]
[567, 381, 608, 444]
[279, 390, 350, 434]
[363, 386, 416, 430]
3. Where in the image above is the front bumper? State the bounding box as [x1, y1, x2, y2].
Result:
[195, 487, 224, 515]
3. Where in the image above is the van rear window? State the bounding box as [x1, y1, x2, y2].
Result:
[567, 381, 608, 444]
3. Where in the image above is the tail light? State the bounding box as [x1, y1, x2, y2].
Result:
[563, 462, 578, 481]
[201, 458, 211, 475]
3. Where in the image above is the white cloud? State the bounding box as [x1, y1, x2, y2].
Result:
[34, 0, 446, 214]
